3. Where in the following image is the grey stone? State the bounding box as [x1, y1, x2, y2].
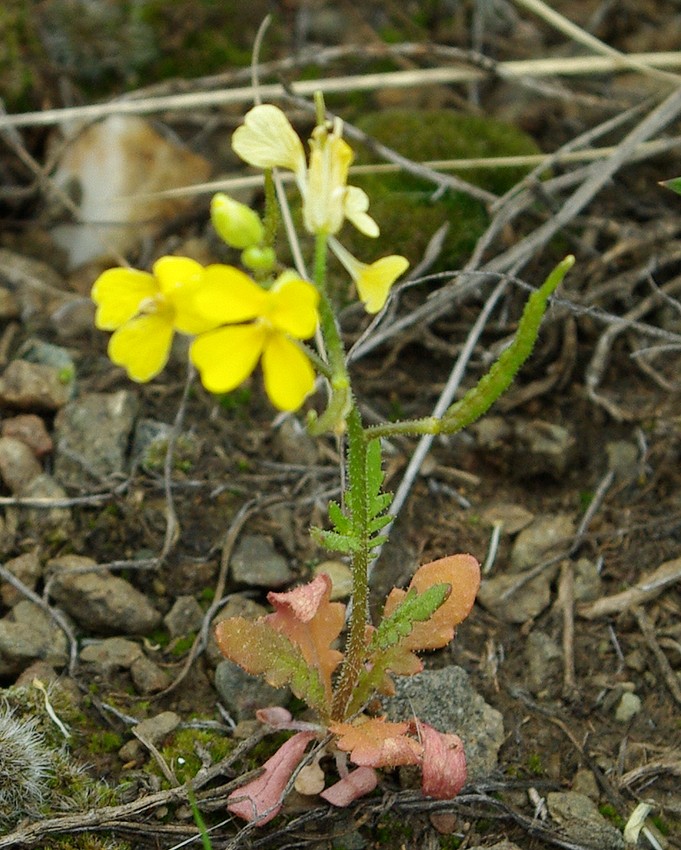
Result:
[274, 417, 318, 465]
[574, 558, 603, 602]
[615, 691, 641, 723]
[0, 601, 68, 674]
[547, 791, 624, 850]
[1, 414, 53, 457]
[381, 666, 504, 780]
[48, 554, 161, 634]
[525, 630, 562, 695]
[313, 560, 352, 600]
[0, 550, 42, 607]
[230, 535, 293, 588]
[134, 710, 180, 744]
[477, 570, 552, 623]
[17, 338, 75, 376]
[164, 595, 204, 638]
[0, 360, 72, 411]
[514, 419, 576, 478]
[572, 768, 599, 799]
[119, 710, 179, 761]
[79, 637, 143, 668]
[130, 655, 171, 694]
[480, 502, 535, 535]
[214, 659, 289, 722]
[606, 440, 639, 479]
[19, 473, 72, 536]
[511, 514, 575, 571]
[0, 437, 42, 493]
[54, 390, 138, 486]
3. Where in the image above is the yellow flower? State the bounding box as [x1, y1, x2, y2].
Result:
[91, 256, 219, 382]
[232, 104, 378, 238]
[190, 269, 320, 411]
[232, 104, 307, 186]
[329, 237, 409, 314]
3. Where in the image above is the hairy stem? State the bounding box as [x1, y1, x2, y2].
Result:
[331, 405, 370, 720]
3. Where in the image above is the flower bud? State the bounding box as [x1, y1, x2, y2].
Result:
[211, 193, 264, 249]
[241, 245, 277, 274]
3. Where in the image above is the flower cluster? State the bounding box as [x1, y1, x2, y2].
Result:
[92, 256, 319, 411]
[232, 103, 409, 313]
[91, 100, 409, 410]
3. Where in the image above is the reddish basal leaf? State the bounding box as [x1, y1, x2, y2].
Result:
[227, 731, 316, 824]
[320, 766, 378, 807]
[267, 573, 345, 702]
[330, 717, 422, 768]
[415, 721, 467, 799]
[383, 555, 480, 652]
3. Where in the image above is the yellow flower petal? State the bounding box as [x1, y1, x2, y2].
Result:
[91, 268, 158, 330]
[153, 256, 218, 335]
[329, 237, 409, 314]
[195, 265, 268, 324]
[232, 104, 306, 180]
[344, 186, 379, 238]
[268, 275, 319, 339]
[304, 125, 353, 235]
[355, 255, 410, 314]
[108, 314, 174, 382]
[153, 256, 204, 297]
[261, 333, 315, 411]
[191, 324, 266, 394]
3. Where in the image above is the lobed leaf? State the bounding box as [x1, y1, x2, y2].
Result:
[266, 573, 345, 709]
[370, 583, 451, 652]
[330, 717, 423, 768]
[383, 554, 480, 651]
[214, 617, 328, 714]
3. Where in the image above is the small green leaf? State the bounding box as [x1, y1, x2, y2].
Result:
[660, 176, 681, 195]
[328, 500, 351, 534]
[311, 528, 362, 554]
[370, 584, 451, 652]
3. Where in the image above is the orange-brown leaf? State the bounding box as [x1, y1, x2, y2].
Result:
[266, 573, 345, 703]
[383, 554, 480, 651]
[330, 717, 423, 768]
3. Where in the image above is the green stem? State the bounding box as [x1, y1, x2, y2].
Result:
[331, 404, 370, 721]
[308, 232, 352, 435]
[364, 255, 575, 442]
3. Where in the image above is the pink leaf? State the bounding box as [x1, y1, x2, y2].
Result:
[256, 706, 293, 727]
[415, 721, 467, 799]
[227, 731, 316, 824]
[320, 767, 378, 807]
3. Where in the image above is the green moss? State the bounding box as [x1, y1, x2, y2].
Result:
[169, 633, 197, 657]
[375, 815, 413, 844]
[526, 752, 544, 775]
[342, 109, 541, 274]
[598, 803, 626, 830]
[87, 731, 124, 755]
[0, 1, 42, 111]
[149, 727, 233, 785]
[45, 837, 131, 850]
[439, 836, 463, 850]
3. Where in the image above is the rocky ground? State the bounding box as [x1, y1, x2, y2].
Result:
[0, 1, 680, 849]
